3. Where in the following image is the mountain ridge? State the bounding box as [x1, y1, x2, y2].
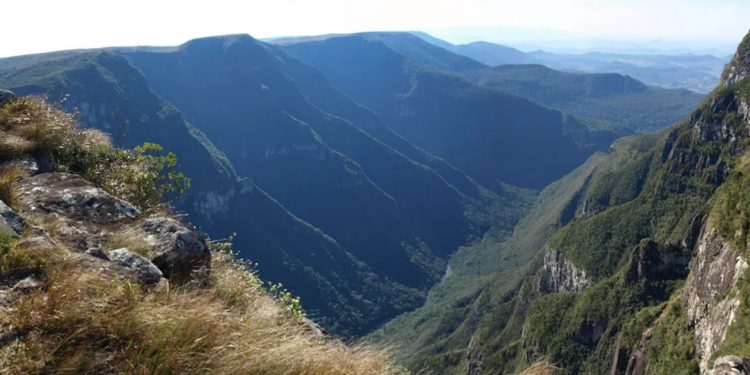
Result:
[279, 33, 623, 189]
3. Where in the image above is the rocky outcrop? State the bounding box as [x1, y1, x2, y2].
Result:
[139, 217, 210, 282]
[722, 33, 750, 87]
[18, 172, 141, 225]
[0, 200, 24, 235]
[710, 356, 750, 375]
[537, 249, 592, 293]
[624, 239, 691, 286]
[684, 226, 749, 374]
[0, 89, 15, 107]
[107, 248, 164, 286]
[14, 172, 210, 283]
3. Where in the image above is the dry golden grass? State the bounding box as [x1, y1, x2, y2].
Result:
[0, 134, 33, 159]
[0, 97, 78, 157]
[517, 361, 560, 375]
[0, 249, 402, 375]
[0, 96, 182, 215]
[0, 166, 24, 208]
[104, 228, 153, 256]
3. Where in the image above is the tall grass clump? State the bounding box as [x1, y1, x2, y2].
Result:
[0, 166, 23, 207]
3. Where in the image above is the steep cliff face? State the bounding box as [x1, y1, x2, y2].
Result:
[537, 249, 592, 293]
[684, 227, 748, 373]
[722, 34, 750, 87]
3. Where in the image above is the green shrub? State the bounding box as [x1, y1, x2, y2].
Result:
[58, 141, 190, 213]
[644, 300, 698, 374]
[0, 233, 15, 256]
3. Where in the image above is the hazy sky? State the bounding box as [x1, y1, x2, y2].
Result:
[2, 0, 748, 57]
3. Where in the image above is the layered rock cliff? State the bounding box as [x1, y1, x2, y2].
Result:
[537, 248, 592, 293]
[684, 227, 749, 373]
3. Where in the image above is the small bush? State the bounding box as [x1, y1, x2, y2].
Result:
[211, 237, 305, 320]
[71, 142, 190, 213]
[0, 233, 15, 256]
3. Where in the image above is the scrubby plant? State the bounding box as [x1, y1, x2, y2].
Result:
[61, 142, 190, 213]
[0, 233, 15, 256]
[211, 235, 306, 321]
[0, 235, 51, 281]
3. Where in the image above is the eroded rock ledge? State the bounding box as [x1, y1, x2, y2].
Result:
[683, 227, 749, 374]
[14, 172, 210, 284]
[537, 248, 592, 294]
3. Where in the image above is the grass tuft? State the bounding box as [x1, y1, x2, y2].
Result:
[0, 166, 24, 207]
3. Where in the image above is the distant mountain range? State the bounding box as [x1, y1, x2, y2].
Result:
[411, 31, 730, 93]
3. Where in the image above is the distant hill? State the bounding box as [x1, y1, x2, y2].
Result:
[276, 32, 485, 72]
[410, 32, 727, 93]
[121, 35, 525, 292]
[464, 64, 703, 132]
[529, 50, 729, 93]
[453, 41, 538, 66]
[277, 33, 625, 189]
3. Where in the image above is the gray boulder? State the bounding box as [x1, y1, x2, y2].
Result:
[140, 218, 210, 282]
[0, 89, 15, 108]
[107, 248, 163, 286]
[0, 199, 24, 235]
[712, 356, 750, 375]
[11, 276, 43, 293]
[17, 173, 141, 225]
[14, 172, 210, 284]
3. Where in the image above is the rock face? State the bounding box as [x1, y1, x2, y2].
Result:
[18, 173, 141, 225]
[711, 356, 750, 375]
[537, 249, 592, 293]
[139, 218, 210, 282]
[0, 89, 15, 107]
[723, 34, 750, 87]
[0, 200, 24, 235]
[107, 248, 164, 286]
[14, 172, 210, 284]
[683, 226, 749, 374]
[624, 239, 691, 285]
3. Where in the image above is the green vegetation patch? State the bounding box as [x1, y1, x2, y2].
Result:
[712, 273, 750, 360]
[644, 299, 699, 374]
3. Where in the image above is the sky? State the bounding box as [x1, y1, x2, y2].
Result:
[2, 0, 749, 57]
